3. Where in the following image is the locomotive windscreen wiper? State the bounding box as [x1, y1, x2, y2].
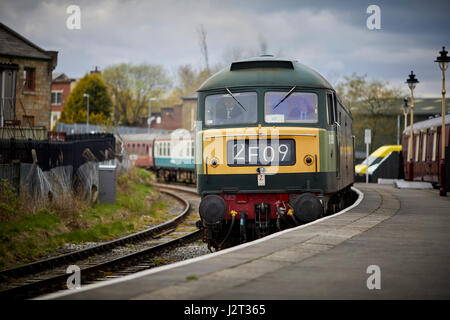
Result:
[226, 88, 247, 112]
[273, 86, 297, 110]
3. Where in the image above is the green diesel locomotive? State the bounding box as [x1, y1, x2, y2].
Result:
[195, 56, 354, 250]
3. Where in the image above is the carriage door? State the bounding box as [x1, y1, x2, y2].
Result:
[327, 92, 340, 178]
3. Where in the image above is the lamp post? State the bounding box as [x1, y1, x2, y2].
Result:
[83, 93, 90, 134]
[148, 97, 158, 134]
[402, 98, 409, 131]
[435, 46, 450, 196]
[406, 71, 419, 181]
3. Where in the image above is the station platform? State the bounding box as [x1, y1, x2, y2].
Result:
[44, 183, 450, 299]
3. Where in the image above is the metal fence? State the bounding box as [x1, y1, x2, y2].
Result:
[0, 133, 116, 172]
[0, 161, 20, 191]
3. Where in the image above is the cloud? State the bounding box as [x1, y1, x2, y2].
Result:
[0, 0, 447, 97]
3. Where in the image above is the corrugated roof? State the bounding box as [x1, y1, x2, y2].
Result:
[409, 98, 450, 115]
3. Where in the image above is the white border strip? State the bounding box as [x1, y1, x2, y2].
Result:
[38, 186, 364, 300]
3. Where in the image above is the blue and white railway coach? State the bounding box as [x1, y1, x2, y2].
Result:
[153, 130, 196, 183]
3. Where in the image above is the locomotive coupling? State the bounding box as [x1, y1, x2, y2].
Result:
[199, 195, 227, 224]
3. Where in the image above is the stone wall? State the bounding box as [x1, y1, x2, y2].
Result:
[0, 56, 53, 129]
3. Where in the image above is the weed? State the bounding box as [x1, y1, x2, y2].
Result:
[152, 257, 167, 265]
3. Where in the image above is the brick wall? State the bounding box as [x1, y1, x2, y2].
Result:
[150, 104, 183, 130]
[51, 81, 71, 112]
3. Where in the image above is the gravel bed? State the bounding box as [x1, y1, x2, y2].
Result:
[159, 241, 211, 263]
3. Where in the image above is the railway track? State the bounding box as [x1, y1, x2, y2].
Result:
[0, 185, 202, 300]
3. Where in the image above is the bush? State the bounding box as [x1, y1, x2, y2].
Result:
[0, 179, 19, 219]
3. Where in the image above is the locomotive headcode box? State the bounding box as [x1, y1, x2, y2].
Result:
[226, 139, 296, 166]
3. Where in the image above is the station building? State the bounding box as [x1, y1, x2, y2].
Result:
[0, 22, 58, 134]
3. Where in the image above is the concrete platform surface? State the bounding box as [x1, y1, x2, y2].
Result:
[43, 183, 450, 300]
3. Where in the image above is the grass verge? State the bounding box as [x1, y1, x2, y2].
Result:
[0, 167, 170, 270]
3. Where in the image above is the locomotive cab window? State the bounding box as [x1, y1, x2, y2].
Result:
[205, 92, 257, 126]
[264, 91, 318, 123]
[326, 92, 335, 125]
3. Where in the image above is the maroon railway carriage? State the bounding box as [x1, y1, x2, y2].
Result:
[402, 114, 450, 184]
[121, 134, 155, 168]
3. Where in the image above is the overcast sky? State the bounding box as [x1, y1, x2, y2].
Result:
[1, 0, 448, 97]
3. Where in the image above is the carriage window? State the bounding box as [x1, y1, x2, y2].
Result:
[415, 135, 420, 162]
[205, 92, 257, 126]
[265, 92, 318, 123]
[432, 131, 437, 161]
[167, 142, 171, 156]
[422, 134, 427, 162]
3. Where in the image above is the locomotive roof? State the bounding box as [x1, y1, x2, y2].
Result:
[403, 113, 450, 134]
[198, 55, 334, 92]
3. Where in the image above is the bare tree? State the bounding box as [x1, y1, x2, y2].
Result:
[258, 33, 268, 55]
[336, 73, 405, 152]
[197, 24, 210, 72]
[103, 63, 171, 126]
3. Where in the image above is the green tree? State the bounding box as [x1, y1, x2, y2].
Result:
[59, 73, 112, 125]
[103, 63, 171, 126]
[335, 74, 405, 152]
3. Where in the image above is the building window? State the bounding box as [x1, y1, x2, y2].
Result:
[22, 115, 34, 127]
[51, 91, 62, 105]
[23, 67, 35, 91]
